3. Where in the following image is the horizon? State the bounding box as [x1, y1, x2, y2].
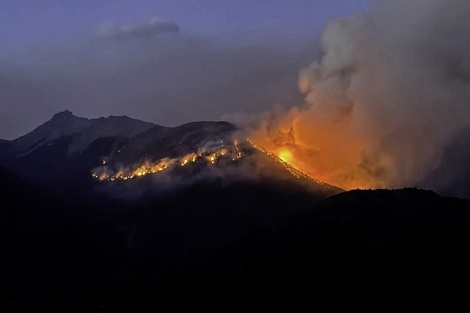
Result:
[1, 109, 239, 141]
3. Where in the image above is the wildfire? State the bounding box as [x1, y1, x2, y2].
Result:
[278, 150, 293, 163]
[92, 140, 243, 182]
[92, 137, 330, 186]
[245, 104, 386, 190]
[246, 138, 324, 184]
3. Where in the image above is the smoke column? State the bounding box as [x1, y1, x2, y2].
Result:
[250, 0, 470, 191]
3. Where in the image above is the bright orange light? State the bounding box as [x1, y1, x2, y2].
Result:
[92, 141, 244, 182]
[278, 150, 293, 164]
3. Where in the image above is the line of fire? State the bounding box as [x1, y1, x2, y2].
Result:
[91, 138, 323, 184]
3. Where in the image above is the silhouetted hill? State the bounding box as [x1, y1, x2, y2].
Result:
[0, 164, 335, 312]
[168, 188, 470, 312]
[1, 169, 469, 312]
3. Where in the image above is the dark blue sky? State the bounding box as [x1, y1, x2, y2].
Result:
[1, 0, 369, 54]
[0, 0, 370, 139]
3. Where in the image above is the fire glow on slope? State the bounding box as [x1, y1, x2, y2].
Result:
[92, 141, 242, 182]
[247, 139, 325, 184]
[278, 150, 293, 164]
[92, 138, 327, 185]
[248, 122, 374, 190]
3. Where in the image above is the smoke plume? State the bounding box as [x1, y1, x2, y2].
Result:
[250, 0, 470, 192]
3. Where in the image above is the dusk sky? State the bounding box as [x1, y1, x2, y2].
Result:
[0, 0, 370, 139]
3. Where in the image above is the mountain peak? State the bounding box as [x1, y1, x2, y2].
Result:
[51, 110, 75, 120]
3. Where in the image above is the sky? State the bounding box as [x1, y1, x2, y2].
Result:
[0, 0, 370, 139]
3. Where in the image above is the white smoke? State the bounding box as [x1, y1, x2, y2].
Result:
[252, 0, 470, 193]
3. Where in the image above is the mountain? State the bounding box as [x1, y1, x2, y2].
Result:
[140, 188, 470, 312]
[0, 111, 155, 190]
[0, 160, 338, 311]
[104, 120, 237, 165]
[0, 112, 340, 198]
[67, 115, 156, 154]
[3, 112, 469, 311]
[0, 110, 155, 158]
[7, 110, 94, 154]
[1, 169, 469, 311]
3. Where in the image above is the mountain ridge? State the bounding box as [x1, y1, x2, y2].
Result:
[0, 111, 341, 198]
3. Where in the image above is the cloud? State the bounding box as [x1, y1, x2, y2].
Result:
[96, 17, 180, 40]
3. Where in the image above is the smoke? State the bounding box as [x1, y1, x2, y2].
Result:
[250, 0, 470, 193]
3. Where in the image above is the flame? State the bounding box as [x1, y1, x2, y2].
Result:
[249, 120, 379, 191]
[92, 140, 243, 182]
[91, 138, 320, 184]
[278, 150, 293, 164]
[247, 138, 325, 184]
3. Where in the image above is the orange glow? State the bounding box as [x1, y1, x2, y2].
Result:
[278, 150, 293, 164]
[249, 116, 383, 191]
[247, 138, 324, 184]
[92, 140, 243, 182]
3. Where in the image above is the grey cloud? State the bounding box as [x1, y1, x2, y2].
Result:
[96, 17, 180, 40]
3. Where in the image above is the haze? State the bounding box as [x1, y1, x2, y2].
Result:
[0, 0, 369, 139]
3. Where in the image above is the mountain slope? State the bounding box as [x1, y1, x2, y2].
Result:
[8, 110, 94, 155]
[104, 121, 236, 165]
[0, 112, 156, 190]
[0, 161, 337, 312]
[152, 188, 470, 312]
[1, 111, 156, 158]
[3, 180, 469, 312]
[0, 112, 341, 198]
[67, 115, 155, 154]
